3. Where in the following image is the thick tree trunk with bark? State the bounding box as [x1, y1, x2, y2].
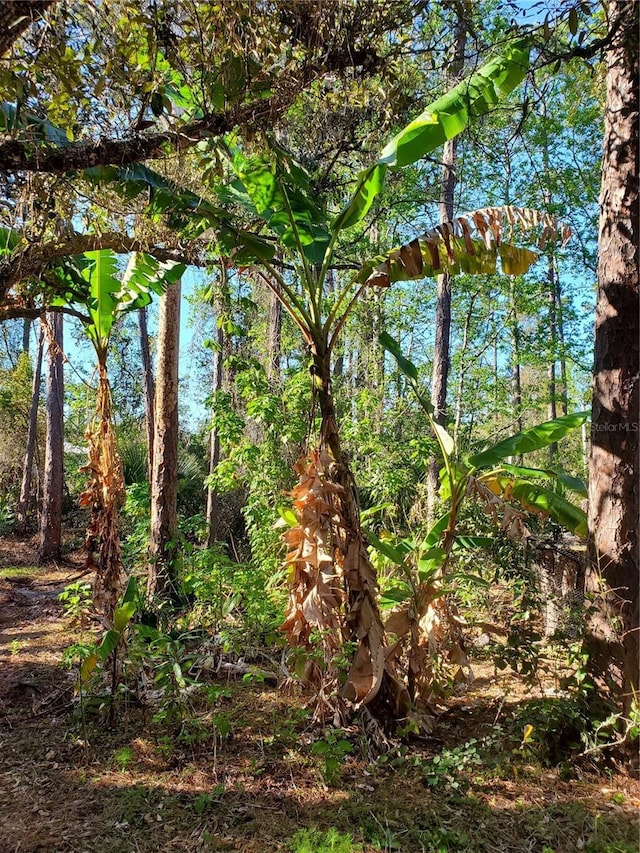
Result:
[148, 282, 181, 601]
[586, 0, 639, 714]
[38, 313, 63, 563]
[15, 323, 44, 535]
[138, 306, 155, 477]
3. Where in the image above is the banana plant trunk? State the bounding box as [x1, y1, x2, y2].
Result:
[84, 362, 126, 620]
[309, 344, 409, 724]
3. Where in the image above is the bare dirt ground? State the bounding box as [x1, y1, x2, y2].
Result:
[0, 538, 638, 853]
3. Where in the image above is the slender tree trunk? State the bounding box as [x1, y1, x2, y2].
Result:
[148, 281, 181, 601]
[427, 9, 467, 519]
[266, 280, 282, 384]
[556, 273, 569, 417]
[21, 317, 31, 354]
[38, 313, 64, 563]
[15, 322, 44, 535]
[508, 278, 523, 445]
[586, 0, 639, 714]
[547, 251, 558, 461]
[453, 293, 476, 450]
[540, 93, 559, 460]
[206, 279, 228, 547]
[138, 306, 155, 477]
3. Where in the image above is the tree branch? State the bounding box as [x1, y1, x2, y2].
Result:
[0, 231, 206, 297]
[0, 49, 380, 175]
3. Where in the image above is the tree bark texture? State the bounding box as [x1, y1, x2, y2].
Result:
[0, 1, 56, 57]
[586, 0, 639, 713]
[15, 322, 44, 535]
[148, 282, 181, 601]
[138, 306, 155, 477]
[38, 313, 63, 563]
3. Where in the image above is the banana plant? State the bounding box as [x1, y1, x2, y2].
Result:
[187, 37, 576, 724]
[375, 332, 588, 709]
[54, 251, 184, 619]
[9, 35, 559, 725]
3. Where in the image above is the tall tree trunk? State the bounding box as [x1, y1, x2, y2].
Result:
[547, 251, 558, 461]
[586, 0, 639, 714]
[15, 322, 44, 535]
[138, 306, 155, 477]
[206, 269, 229, 548]
[508, 278, 523, 439]
[427, 9, 467, 520]
[556, 272, 569, 418]
[540, 92, 559, 461]
[452, 293, 476, 450]
[38, 313, 63, 563]
[148, 281, 181, 601]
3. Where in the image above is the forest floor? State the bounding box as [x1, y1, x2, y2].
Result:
[0, 535, 638, 853]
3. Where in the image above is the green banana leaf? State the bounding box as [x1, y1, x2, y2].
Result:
[468, 412, 589, 469]
[82, 250, 121, 354]
[500, 464, 588, 498]
[84, 163, 275, 265]
[0, 101, 71, 147]
[229, 148, 330, 264]
[333, 38, 530, 232]
[366, 529, 409, 567]
[511, 481, 588, 537]
[81, 250, 185, 358]
[424, 512, 450, 548]
[378, 331, 419, 382]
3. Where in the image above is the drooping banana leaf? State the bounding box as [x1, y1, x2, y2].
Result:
[359, 207, 571, 287]
[511, 481, 588, 536]
[378, 330, 420, 382]
[468, 411, 589, 470]
[84, 163, 276, 265]
[333, 38, 531, 233]
[0, 101, 71, 147]
[119, 252, 184, 311]
[499, 464, 588, 498]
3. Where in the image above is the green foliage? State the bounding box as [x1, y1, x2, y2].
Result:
[380, 331, 588, 536]
[508, 695, 626, 768]
[311, 728, 353, 786]
[421, 739, 485, 790]
[289, 827, 362, 853]
[334, 38, 531, 230]
[58, 581, 92, 626]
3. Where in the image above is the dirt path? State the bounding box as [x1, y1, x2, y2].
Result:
[0, 543, 638, 853]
